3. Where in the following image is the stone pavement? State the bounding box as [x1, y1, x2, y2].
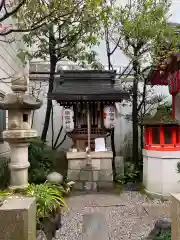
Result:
[55, 191, 170, 240]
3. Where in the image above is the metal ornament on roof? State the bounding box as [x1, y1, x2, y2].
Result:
[167, 70, 180, 95]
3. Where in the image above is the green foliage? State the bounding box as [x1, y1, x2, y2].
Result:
[153, 230, 171, 240]
[0, 182, 67, 225]
[0, 139, 58, 188]
[26, 183, 66, 224]
[15, 0, 104, 66]
[116, 162, 140, 184]
[28, 138, 57, 184]
[0, 157, 10, 189]
[108, 0, 179, 63]
[102, 0, 179, 168]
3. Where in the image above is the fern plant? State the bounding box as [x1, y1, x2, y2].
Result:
[26, 183, 66, 222]
[0, 182, 67, 225]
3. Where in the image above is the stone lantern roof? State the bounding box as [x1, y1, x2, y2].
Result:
[139, 106, 179, 126]
[0, 73, 42, 110]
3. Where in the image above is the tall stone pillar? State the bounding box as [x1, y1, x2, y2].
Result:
[171, 193, 180, 240]
[0, 73, 42, 189]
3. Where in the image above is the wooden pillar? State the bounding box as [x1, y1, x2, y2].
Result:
[172, 95, 175, 119]
[86, 102, 92, 165]
[87, 103, 91, 152]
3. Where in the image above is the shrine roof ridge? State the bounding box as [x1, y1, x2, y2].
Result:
[58, 69, 116, 81]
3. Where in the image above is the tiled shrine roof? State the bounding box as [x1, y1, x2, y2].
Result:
[48, 70, 129, 102]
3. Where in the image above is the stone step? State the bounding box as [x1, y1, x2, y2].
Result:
[82, 212, 109, 240]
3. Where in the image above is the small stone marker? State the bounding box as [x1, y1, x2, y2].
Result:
[0, 196, 36, 240]
[47, 172, 63, 184]
[82, 212, 109, 240]
[171, 193, 180, 240]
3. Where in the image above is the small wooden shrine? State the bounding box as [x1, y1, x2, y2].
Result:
[48, 70, 129, 190]
[48, 70, 129, 151]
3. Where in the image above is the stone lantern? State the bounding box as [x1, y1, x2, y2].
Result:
[0, 73, 42, 189]
[140, 106, 180, 197]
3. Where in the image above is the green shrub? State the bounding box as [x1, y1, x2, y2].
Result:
[116, 162, 140, 184]
[26, 183, 66, 224]
[28, 138, 57, 184]
[0, 139, 61, 187]
[153, 230, 171, 240]
[0, 139, 61, 189]
[0, 156, 10, 189]
[0, 182, 67, 225]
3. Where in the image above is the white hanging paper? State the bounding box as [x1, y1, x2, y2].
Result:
[95, 138, 106, 152]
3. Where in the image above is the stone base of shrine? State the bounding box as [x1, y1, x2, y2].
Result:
[143, 149, 180, 197]
[67, 151, 113, 191]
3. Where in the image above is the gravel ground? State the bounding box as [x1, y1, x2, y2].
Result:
[54, 191, 170, 240]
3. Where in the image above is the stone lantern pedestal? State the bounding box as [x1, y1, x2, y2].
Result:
[9, 142, 30, 189]
[0, 73, 42, 189]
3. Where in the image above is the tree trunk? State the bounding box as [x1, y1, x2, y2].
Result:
[111, 129, 116, 181]
[41, 26, 57, 142]
[104, 31, 116, 180]
[132, 58, 139, 169]
[140, 125, 143, 150]
[41, 60, 56, 141]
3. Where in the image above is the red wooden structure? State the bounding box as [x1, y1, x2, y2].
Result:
[149, 52, 180, 117]
[140, 106, 180, 151]
[144, 125, 180, 151]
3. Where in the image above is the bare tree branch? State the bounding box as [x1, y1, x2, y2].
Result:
[0, 0, 5, 12]
[54, 133, 67, 150]
[53, 126, 63, 149]
[0, 10, 55, 36]
[0, 0, 26, 22]
[110, 36, 121, 55]
[0, 4, 76, 36]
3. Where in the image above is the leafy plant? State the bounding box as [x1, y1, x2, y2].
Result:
[0, 157, 10, 189]
[0, 139, 63, 188]
[0, 182, 67, 225]
[28, 138, 57, 184]
[116, 162, 140, 184]
[153, 230, 171, 240]
[26, 183, 66, 224]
